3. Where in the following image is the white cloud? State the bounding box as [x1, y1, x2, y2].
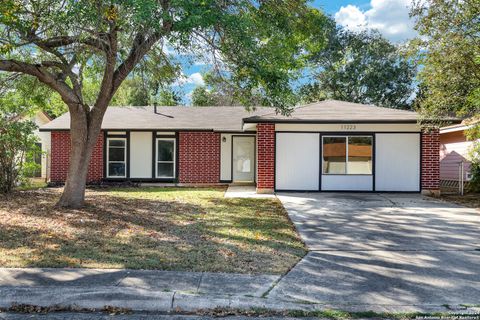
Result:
[334, 0, 417, 42]
[173, 72, 205, 87]
[334, 5, 367, 32]
[187, 73, 205, 86]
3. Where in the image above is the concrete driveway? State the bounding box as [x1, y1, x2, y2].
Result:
[270, 193, 480, 309]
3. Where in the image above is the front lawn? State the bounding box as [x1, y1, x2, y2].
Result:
[0, 187, 306, 274]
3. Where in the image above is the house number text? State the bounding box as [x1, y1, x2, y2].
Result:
[340, 124, 357, 130]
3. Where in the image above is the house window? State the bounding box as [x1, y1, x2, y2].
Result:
[323, 136, 372, 175]
[107, 138, 127, 178]
[156, 138, 175, 178]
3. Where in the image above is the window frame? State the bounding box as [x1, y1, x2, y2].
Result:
[322, 135, 373, 175]
[106, 137, 127, 178]
[155, 138, 176, 179]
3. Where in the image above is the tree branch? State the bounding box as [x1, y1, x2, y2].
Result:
[111, 0, 173, 93]
[0, 59, 80, 106]
[33, 35, 108, 52]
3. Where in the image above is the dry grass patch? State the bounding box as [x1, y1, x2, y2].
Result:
[0, 187, 306, 274]
[441, 193, 480, 210]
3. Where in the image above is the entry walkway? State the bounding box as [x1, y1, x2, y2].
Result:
[224, 185, 276, 199]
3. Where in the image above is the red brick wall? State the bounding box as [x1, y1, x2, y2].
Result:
[178, 132, 220, 183]
[50, 131, 104, 183]
[421, 128, 440, 191]
[257, 123, 275, 192]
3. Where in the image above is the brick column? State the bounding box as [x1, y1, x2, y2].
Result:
[256, 123, 275, 194]
[421, 128, 440, 196]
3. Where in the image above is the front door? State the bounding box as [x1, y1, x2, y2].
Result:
[232, 136, 255, 183]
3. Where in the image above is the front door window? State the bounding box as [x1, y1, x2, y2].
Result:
[232, 136, 255, 182]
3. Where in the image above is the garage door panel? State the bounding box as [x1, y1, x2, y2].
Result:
[375, 133, 420, 191]
[322, 175, 373, 191]
[275, 133, 319, 190]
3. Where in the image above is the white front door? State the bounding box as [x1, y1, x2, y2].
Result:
[232, 136, 255, 183]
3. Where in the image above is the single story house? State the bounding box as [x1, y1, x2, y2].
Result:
[40, 100, 442, 194]
[440, 121, 479, 190]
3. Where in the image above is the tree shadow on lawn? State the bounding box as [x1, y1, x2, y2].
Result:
[0, 189, 305, 274]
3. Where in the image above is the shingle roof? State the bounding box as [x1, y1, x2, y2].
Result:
[41, 100, 421, 132]
[243, 100, 419, 123]
[40, 106, 273, 131]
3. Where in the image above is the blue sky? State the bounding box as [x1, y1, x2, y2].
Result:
[313, 0, 371, 14]
[176, 0, 416, 104]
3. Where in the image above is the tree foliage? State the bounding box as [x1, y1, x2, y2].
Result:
[191, 72, 265, 106]
[191, 85, 217, 106]
[156, 88, 183, 106]
[0, 0, 328, 207]
[410, 0, 480, 188]
[300, 19, 416, 109]
[410, 0, 480, 122]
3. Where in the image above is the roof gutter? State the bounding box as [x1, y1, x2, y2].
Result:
[39, 128, 251, 132]
[242, 119, 421, 124]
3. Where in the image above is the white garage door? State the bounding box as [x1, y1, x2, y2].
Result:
[375, 133, 420, 191]
[275, 133, 319, 190]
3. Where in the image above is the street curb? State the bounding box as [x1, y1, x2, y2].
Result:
[1, 286, 478, 314]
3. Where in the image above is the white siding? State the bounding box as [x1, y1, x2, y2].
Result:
[375, 133, 420, 191]
[37, 131, 51, 178]
[220, 134, 232, 181]
[32, 112, 51, 179]
[276, 133, 319, 190]
[130, 132, 152, 178]
[321, 175, 373, 191]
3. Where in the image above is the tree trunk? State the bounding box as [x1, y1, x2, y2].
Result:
[56, 107, 102, 208]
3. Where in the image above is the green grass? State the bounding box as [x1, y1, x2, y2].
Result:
[286, 309, 473, 319]
[0, 186, 306, 274]
[15, 178, 48, 191]
[195, 307, 475, 319]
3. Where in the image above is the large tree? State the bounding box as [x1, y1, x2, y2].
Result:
[410, 0, 480, 123]
[300, 19, 416, 109]
[0, 0, 327, 207]
[191, 72, 265, 106]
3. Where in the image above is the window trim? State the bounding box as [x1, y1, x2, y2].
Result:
[106, 137, 127, 178]
[155, 138, 176, 179]
[322, 135, 373, 175]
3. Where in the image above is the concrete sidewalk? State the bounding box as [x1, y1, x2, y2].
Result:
[0, 268, 475, 314]
[0, 268, 284, 311]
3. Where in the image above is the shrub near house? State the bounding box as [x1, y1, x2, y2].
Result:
[0, 108, 40, 193]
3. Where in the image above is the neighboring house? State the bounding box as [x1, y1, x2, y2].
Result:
[30, 111, 52, 180]
[440, 122, 479, 190]
[40, 100, 445, 194]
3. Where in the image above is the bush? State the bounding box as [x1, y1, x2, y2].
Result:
[0, 110, 40, 194]
[468, 142, 480, 193]
[469, 161, 480, 192]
